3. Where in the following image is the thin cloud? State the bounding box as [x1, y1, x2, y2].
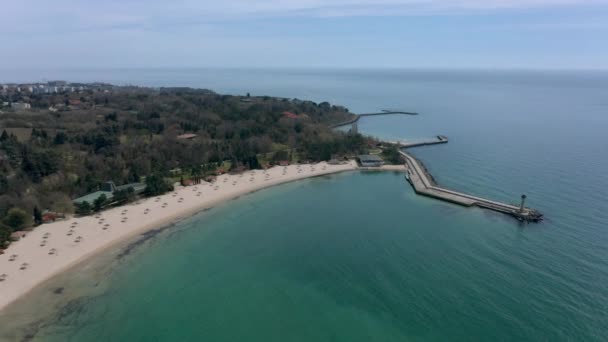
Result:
[162, 1, 608, 18]
[3, 0, 608, 32]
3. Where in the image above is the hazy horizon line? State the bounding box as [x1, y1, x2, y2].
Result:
[2, 66, 608, 73]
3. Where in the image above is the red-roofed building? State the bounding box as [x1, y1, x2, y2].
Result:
[42, 212, 57, 223]
[282, 111, 311, 120]
[282, 111, 298, 119]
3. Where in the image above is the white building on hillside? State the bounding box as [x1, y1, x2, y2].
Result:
[11, 102, 31, 110]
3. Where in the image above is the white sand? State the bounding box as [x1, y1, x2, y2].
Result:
[0, 162, 371, 311]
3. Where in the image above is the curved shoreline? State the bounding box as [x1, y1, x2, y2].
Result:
[0, 162, 405, 313]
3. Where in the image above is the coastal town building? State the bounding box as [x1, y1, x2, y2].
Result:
[73, 181, 146, 204]
[177, 133, 197, 140]
[10, 102, 31, 110]
[357, 154, 385, 167]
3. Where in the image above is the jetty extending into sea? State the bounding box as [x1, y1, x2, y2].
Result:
[398, 139, 543, 222]
[330, 110, 543, 222]
[389, 135, 448, 148]
[329, 111, 418, 129]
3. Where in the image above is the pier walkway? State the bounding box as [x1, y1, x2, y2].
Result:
[329, 111, 418, 129]
[399, 148, 543, 222]
[391, 135, 448, 148]
[359, 111, 418, 117]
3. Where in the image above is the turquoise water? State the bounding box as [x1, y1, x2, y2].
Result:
[1, 69, 608, 341]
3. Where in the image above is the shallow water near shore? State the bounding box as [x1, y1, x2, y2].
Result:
[1, 69, 608, 341]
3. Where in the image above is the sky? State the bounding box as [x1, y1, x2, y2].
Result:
[2, 0, 608, 70]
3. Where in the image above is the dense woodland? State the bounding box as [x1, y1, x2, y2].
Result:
[0, 85, 373, 245]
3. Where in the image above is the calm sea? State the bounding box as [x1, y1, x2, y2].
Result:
[1, 69, 607, 341]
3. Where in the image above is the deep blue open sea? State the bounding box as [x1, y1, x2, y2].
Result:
[1, 69, 607, 341]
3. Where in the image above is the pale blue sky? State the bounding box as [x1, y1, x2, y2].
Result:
[2, 0, 608, 69]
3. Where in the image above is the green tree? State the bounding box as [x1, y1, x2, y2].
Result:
[126, 186, 136, 201]
[272, 150, 289, 163]
[246, 156, 261, 169]
[4, 208, 30, 231]
[93, 194, 107, 212]
[33, 206, 43, 226]
[144, 174, 172, 197]
[381, 146, 402, 165]
[0, 223, 11, 244]
[76, 201, 92, 215]
[0, 175, 8, 195]
[53, 132, 67, 145]
[112, 189, 128, 205]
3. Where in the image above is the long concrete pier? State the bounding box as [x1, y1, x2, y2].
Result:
[329, 111, 418, 128]
[327, 110, 543, 222]
[399, 147, 543, 222]
[360, 111, 419, 117]
[390, 135, 448, 148]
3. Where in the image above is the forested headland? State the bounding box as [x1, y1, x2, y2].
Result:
[0, 84, 374, 245]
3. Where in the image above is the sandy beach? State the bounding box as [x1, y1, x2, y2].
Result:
[0, 161, 407, 312]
